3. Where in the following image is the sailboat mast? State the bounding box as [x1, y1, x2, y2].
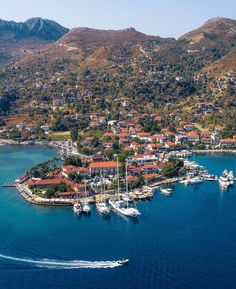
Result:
[125, 161, 128, 194]
[117, 157, 120, 197]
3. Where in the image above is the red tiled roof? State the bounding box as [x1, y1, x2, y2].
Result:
[143, 173, 158, 180]
[90, 161, 121, 169]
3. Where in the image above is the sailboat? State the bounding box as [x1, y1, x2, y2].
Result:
[96, 173, 110, 215]
[109, 161, 141, 217]
[73, 196, 82, 214]
[81, 185, 91, 214]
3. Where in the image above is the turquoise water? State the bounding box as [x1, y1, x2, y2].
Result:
[0, 147, 236, 289]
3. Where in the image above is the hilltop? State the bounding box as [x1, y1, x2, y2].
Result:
[0, 17, 68, 64]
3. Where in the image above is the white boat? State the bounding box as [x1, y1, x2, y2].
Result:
[96, 202, 110, 215]
[228, 170, 234, 180]
[219, 176, 230, 189]
[73, 201, 82, 214]
[109, 199, 140, 217]
[82, 202, 91, 214]
[189, 177, 203, 184]
[117, 259, 129, 265]
[160, 188, 172, 196]
[96, 172, 110, 215]
[122, 193, 133, 202]
[110, 160, 141, 217]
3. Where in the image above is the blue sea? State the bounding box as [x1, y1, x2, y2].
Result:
[0, 146, 236, 289]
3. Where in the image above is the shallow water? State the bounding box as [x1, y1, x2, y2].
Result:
[0, 148, 236, 289]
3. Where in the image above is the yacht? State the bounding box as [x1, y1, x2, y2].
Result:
[73, 201, 82, 214]
[160, 188, 172, 196]
[96, 173, 110, 215]
[110, 160, 141, 217]
[109, 199, 140, 217]
[219, 176, 230, 189]
[96, 202, 110, 215]
[189, 177, 203, 184]
[82, 202, 91, 214]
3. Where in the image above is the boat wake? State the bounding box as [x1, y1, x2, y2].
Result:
[0, 253, 123, 270]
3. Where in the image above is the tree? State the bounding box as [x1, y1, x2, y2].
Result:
[70, 127, 78, 142]
[64, 156, 82, 167]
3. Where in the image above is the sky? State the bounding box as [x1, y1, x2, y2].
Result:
[0, 0, 235, 38]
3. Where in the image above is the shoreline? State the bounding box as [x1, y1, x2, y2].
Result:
[193, 149, 236, 154]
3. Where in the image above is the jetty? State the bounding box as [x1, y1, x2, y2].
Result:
[149, 177, 182, 188]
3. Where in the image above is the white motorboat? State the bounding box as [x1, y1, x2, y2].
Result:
[160, 188, 172, 196]
[82, 202, 91, 214]
[96, 202, 110, 215]
[189, 177, 203, 184]
[117, 259, 129, 265]
[219, 176, 230, 189]
[73, 201, 82, 214]
[122, 193, 134, 202]
[109, 199, 141, 217]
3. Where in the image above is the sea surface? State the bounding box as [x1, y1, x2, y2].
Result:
[0, 146, 236, 289]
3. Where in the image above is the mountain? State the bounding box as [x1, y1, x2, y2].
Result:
[58, 27, 158, 48]
[181, 17, 236, 45]
[0, 17, 68, 64]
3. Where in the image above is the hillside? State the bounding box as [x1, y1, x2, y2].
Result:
[181, 17, 236, 45]
[0, 17, 68, 64]
[0, 17, 235, 123]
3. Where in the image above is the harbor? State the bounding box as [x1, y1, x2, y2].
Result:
[10, 156, 234, 219]
[1, 144, 236, 289]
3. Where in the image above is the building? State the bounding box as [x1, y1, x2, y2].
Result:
[89, 161, 121, 176]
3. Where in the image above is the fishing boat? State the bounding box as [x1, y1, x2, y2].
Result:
[73, 201, 82, 214]
[160, 188, 172, 196]
[82, 202, 91, 214]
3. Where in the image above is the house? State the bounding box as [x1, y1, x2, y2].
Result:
[201, 137, 212, 144]
[184, 124, 195, 131]
[89, 161, 121, 176]
[141, 164, 159, 173]
[62, 166, 88, 178]
[165, 141, 177, 149]
[186, 131, 200, 142]
[175, 134, 187, 144]
[127, 154, 158, 164]
[220, 138, 236, 147]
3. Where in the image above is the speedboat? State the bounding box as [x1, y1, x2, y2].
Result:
[82, 202, 91, 214]
[96, 202, 110, 215]
[109, 199, 141, 217]
[117, 259, 129, 265]
[73, 201, 82, 214]
[160, 188, 172, 196]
